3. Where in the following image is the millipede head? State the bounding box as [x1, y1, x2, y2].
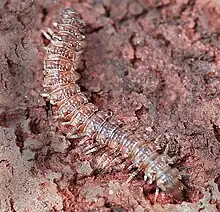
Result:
[156, 168, 185, 202]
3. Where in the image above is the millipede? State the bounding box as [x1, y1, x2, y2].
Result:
[41, 8, 185, 201]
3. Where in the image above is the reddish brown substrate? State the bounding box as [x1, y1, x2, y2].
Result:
[0, 0, 220, 211]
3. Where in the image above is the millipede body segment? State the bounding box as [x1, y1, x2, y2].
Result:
[42, 8, 184, 201]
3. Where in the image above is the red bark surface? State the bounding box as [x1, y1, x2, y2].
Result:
[0, 0, 220, 211]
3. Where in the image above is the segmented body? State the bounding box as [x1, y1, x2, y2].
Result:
[42, 8, 184, 200]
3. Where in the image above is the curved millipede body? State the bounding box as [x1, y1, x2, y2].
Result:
[42, 8, 185, 201]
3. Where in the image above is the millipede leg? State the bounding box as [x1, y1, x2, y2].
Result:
[100, 151, 121, 169]
[105, 151, 120, 166]
[41, 29, 53, 41]
[78, 133, 100, 153]
[65, 126, 81, 139]
[144, 172, 149, 181]
[66, 132, 82, 139]
[164, 143, 169, 155]
[168, 156, 180, 165]
[126, 168, 142, 183]
[154, 134, 163, 144]
[78, 136, 92, 146]
[62, 123, 87, 140]
[84, 145, 100, 154]
[113, 157, 128, 170]
[83, 144, 106, 155]
[154, 187, 160, 202]
[144, 172, 155, 184]
[127, 164, 136, 172]
[148, 174, 155, 184]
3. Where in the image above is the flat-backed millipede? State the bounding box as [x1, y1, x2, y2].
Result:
[41, 8, 185, 201]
